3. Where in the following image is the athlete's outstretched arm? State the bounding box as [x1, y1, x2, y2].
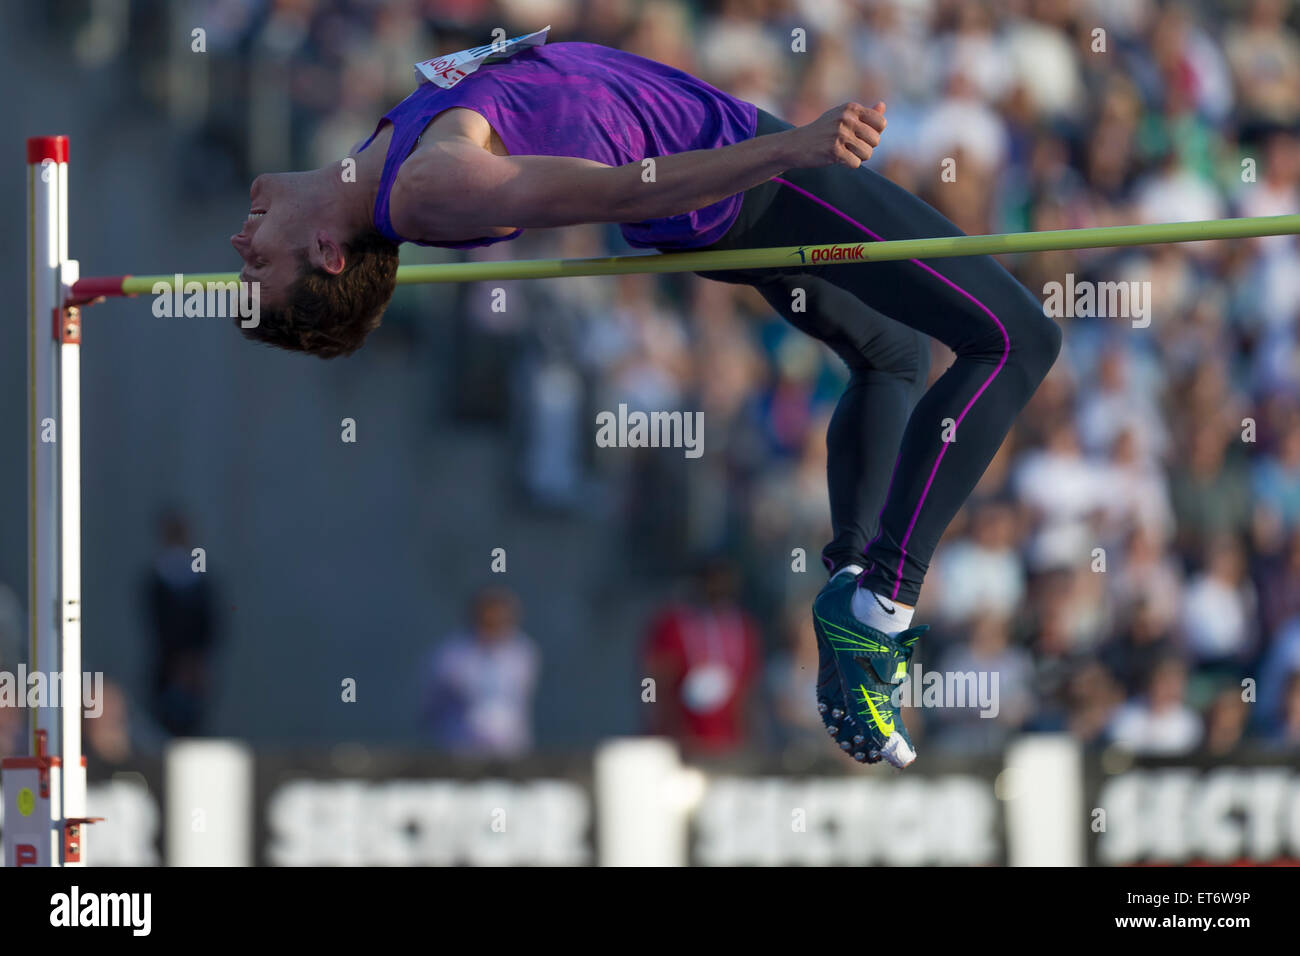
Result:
[393, 102, 886, 236]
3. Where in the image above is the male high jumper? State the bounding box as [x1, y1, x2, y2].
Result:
[232, 33, 1061, 768]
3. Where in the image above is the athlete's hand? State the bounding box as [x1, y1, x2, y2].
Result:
[785, 102, 886, 169]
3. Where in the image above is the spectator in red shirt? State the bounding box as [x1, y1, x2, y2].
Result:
[642, 558, 762, 754]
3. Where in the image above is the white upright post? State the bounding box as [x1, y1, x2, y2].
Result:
[3, 135, 90, 867]
[59, 194, 87, 866]
[27, 136, 64, 779]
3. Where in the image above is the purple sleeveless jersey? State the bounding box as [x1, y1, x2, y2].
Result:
[357, 42, 758, 251]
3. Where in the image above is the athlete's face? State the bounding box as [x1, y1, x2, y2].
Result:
[231, 172, 319, 306]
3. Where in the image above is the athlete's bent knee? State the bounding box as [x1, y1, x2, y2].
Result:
[1017, 310, 1063, 379]
[957, 291, 1060, 388]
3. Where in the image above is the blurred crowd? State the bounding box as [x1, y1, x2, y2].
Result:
[25, 0, 1300, 762]
[0, 511, 214, 766]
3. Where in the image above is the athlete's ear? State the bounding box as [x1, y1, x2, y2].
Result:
[310, 230, 346, 276]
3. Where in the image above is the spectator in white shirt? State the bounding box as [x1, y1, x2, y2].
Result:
[422, 589, 540, 758]
[1109, 656, 1203, 754]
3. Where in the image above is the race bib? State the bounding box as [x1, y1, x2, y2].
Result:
[681, 663, 735, 715]
[414, 26, 550, 90]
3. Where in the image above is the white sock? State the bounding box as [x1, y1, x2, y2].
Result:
[851, 586, 915, 636]
[830, 563, 864, 582]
